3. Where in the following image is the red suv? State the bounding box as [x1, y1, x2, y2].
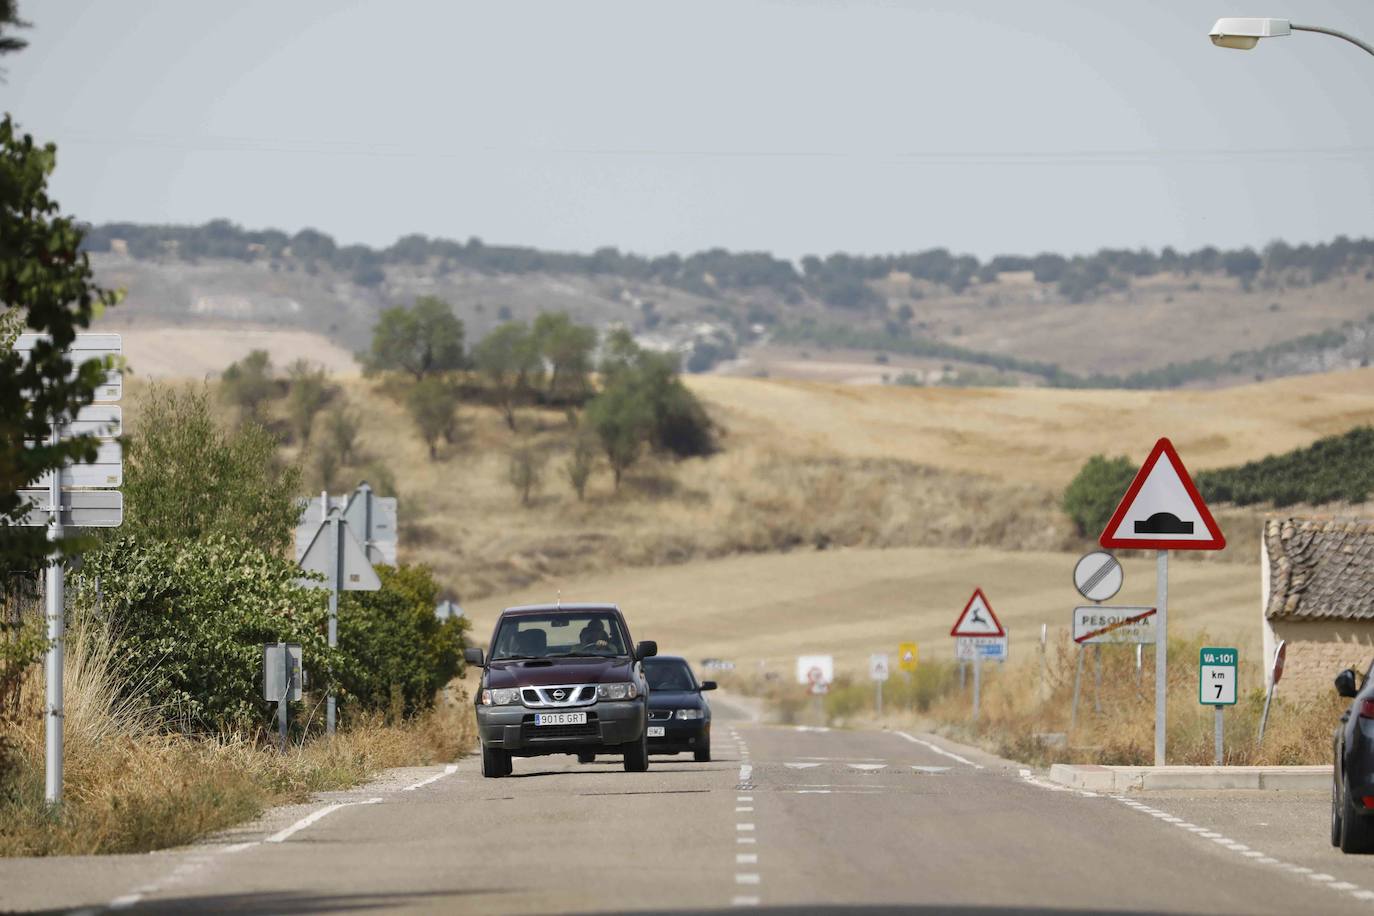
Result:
[465, 603, 656, 778]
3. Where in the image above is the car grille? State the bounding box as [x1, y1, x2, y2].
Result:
[520, 685, 597, 707]
[647, 709, 673, 721]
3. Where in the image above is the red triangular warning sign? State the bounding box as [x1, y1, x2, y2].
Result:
[1099, 437, 1225, 551]
[951, 588, 1005, 637]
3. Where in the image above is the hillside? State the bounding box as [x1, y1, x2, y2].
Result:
[87, 222, 1374, 387]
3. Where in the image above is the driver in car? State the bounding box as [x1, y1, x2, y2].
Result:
[578, 620, 612, 652]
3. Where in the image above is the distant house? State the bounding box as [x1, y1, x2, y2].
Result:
[1262, 518, 1374, 698]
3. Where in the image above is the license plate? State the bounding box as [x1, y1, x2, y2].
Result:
[647, 726, 665, 738]
[535, 712, 587, 726]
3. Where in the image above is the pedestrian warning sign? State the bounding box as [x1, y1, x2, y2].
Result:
[1099, 438, 1225, 551]
[950, 588, 1005, 637]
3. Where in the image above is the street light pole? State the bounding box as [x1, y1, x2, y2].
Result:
[1209, 17, 1374, 58]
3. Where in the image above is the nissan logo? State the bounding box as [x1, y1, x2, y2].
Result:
[552, 689, 566, 700]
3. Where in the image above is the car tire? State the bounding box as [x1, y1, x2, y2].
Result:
[623, 733, 649, 773]
[694, 737, 711, 763]
[577, 751, 596, 764]
[1333, 768, 1345, 848]
[482, 742, 512, 779]
[1340, 779, 1374, 853]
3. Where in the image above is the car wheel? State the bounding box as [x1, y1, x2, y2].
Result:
[623, 733, 649, 773]
[482, 742, 512, 778]
[1340, 779, 1374, 853]
[1333, 768, 1345, 847]
[577, 751, 596, 764]
[694, 736, 711, 763]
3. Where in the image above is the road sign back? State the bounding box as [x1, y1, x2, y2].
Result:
[298, 511, 381, 591]
[1100, 438, 1225, 551]
[950, 588, 1005, 637]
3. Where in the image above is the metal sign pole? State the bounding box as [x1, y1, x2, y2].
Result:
[1094, 644, 1103, 714]
[1214, 705, 1223, 765]
[1070, 645, 1084, 733]
[44, 424, 64, 806]
[972, 653, 982, 724]
[325, 493, 339, 736]
[278, 641, 290, 753]
[875, 678, 883, 717]
[1155, 549, 1169, 766]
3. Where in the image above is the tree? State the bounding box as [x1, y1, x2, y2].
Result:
[596, 331, 715, 458]
[123, 385, 302, 553]
[406, 377, 460, 460]
[1062, 455, 1137, 538]
[0, 115, 121, 571]
[325, 405, 361, 465]
[286, 359, 330, 444]
[220, 349, 277, 419]
[0, 0, 27, 66]
[473, 321, 541, 430]
[365, 296, 465, 379]
[564, 431, 597, 500]
[585, 380, 653, 491]
[507, 442, 546, 507]
[533, 311, 596, 403]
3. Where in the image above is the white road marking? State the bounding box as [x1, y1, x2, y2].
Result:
[785, 762, 822, 769]
[1331, 881, 1358, 891]
[791, 726, 831, 732]
[894, 731, 983, 769]
[911, 765, 950, 773]
[796, 790, 831, 794]
[108, 895, 142, 910]
[731, 895, 760, 906]
[222, 841, 259, 854]
[266, 797, 383, 844]
[737, 795, 753, 802]
[737, 853, 758, 865]
[402, 764, 458, 792]
[1309, 873, 1335, 882]
[1351, 889, 1374, 901]
[736, 806, 754, 812]
[736, 874, 761, 885]
[736, 823, 755, 831]
[737, 837, 757, 845]
[738, 764, 753, 784]
[848, 763, 886, 771]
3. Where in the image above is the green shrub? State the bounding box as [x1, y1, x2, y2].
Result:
[335, 564, 467, 720]
[1062, 455, 1137, 538]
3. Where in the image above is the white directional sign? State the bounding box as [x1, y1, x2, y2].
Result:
[950, 588, 1005, 637]
[1073, 606, 1157, 645]
[869, 653, 890, 682]
[1073, 551, 1123, 603]
[956, 636, 1008, 662]
[15, 333, 122, 402]
[435, 599, 464, 621]
[33, 441, 122, 489]
[16, 489, 123, 527]
[1100, 438, 1225, 551]
[297, 511, 382, 591]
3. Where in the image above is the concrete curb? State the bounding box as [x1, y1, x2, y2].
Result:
[1049, 763, 1331, 792]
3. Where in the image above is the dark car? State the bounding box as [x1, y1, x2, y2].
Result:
[464, 603, 656, 778]
[1332, 663, 1374, 852]
[644, 656, 716, 761]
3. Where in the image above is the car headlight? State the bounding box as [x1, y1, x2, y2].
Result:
[676, 709, 705, 720]
[596, 682, 639, 701]
[481, 687, 522, 706]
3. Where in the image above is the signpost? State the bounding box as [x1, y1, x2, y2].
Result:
[297, 494, 381, 734]
[435, 599, 464, 621]
[951, 589, 1006, 724]
[869, 653, 889, 716]
[898, 642, 918, 674]
[296, 482, 398, 566]
[13, 334, 123, 806]
[1199, 646, 1238, 765]
[1258, 640, 1287, 745]
[263, 643, 303, 753]
[1101, 438, 1226, 766]
[1073, 551, 1123, 603]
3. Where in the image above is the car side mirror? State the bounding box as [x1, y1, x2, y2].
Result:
[700, 681, 718, 691]
[636, 640, 658, 660]
[1336, 668, 1360, 698]
[464, 647, 485, 668]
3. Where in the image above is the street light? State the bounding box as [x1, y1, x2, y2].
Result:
[1209, 17, 1374, 58]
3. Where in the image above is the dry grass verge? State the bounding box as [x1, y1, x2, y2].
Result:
[0, 612, 475, 857]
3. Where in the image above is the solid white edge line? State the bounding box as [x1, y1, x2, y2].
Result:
[266, 797, 383, 844]
[402, 763, 459, 792]
[108, 895, 142, 910]
[894, 731, 983, 769]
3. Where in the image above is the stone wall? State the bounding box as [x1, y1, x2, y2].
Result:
[1270, 620, 1374, 700]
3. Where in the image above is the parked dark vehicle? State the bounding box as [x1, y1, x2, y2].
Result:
[464, 603, 656, 778]
[1331, 663, 1374, 852]
[643, 655, 715, 761]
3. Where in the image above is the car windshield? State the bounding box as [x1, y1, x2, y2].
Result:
[491, 612, 630, 660]
[645, 659, 696, 691]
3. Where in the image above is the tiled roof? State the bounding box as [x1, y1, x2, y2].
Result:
[1265, 518, 1374, 621]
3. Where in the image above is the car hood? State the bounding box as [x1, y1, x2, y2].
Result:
[648, 689, 704, 709]
[486, 657, 636, 688]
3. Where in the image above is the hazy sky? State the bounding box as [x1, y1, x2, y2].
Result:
[5, 0, 1374, 260]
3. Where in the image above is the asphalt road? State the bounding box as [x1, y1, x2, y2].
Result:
[4, 696, 1374, 915]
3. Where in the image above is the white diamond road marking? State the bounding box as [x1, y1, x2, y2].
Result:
[848, 763, 887, 771]
[785, 762, 822, 769]
[911, 766, 951, 773]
